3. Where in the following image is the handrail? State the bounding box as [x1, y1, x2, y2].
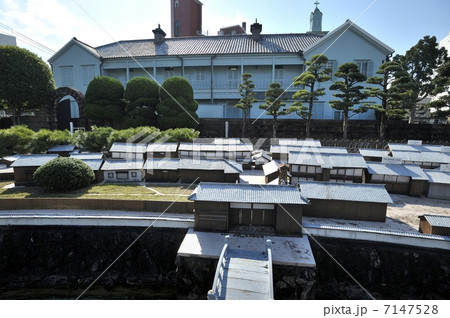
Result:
[266, 239, 274, 300]
[207, 235, 230, 300]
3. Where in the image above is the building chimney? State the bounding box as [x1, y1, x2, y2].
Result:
[153, 24, 166, 44]
[242, 22, 247, 32]
[250, 19, 262, 40]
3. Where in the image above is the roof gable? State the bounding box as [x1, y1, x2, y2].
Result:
[48, 37, 101, 63]
[304, 19, 394, 56]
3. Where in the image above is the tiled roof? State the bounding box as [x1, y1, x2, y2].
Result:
[101, 159, 144, 171]
[391, 150, 450, 164]
[424, 169, 450, 184]
[143, 158, 243, 174]
[271, 145, 347, 154]
[178, 142, 253, 152]
[263, 160, 279, 176]
[359, 149, 389, 158]
[109, 142, 147, 153]
[146, 142, 179, 152]
[388, 143, 450, 153]
[288, 152, 367, 169]
[78, 159, 103, 171]
[70, 152, 104, 160]
[144, 158, 180, 171]
[11, 154, 58, 167]
[95, 33, 323, 58]
[367, 162, 429, 181]
[212, 138, 242, 145]
[277, 139, 322, 147]
[188, 182, 309, 204]
[420, 215, 450, 228]
[47, 145, 76, 152]
[299, 181, 393, 204]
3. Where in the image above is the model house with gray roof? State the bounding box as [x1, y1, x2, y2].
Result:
[70, 152, 105, 182]
[423, 169, 450, 200]
[419, 214, 450, 236]
[366, 162, 429, 197]
[189, 182, 309, 235]
[288, 151, 367, 183]
[146, 142, 179, 159]
[144, 158, 242, 183]
[109, 142, 147, 160]
[101, 159, 145, 182]
[10, 154, 58, 186]
[299, 181, 393, 222]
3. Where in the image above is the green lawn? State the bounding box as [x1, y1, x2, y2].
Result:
[0, 182, 195, 201]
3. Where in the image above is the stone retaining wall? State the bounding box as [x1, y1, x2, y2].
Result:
[0, 198, 194, 214]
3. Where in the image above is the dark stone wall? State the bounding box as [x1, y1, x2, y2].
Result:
[0, 226, 187, 299]
[310, 237, 450, 300]
[0, 226, 448, 300]
[175, 256, 317, 300]
[199, 119, 450, 141]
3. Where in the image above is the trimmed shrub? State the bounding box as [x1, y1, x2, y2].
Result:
[30, 129, 73, 154]
[34, 157, 95, 191]
[157, 77, 199, 130]
[85, 76, 125, 127]
[160, 128, 200, 142]
[124, 77, 160, 127]
[108, 126, 161, 144]
[76, 126, 115, 152]
[0, 125, 35, 156]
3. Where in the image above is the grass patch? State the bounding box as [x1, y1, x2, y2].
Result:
[0, 182, 192, 201]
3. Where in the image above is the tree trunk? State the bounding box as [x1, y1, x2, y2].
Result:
[12, 107, 20, 125]
[241, 117, 246, 138]
[379, 113, 386, 139]
[272, 117, 277, 139]
[409, 106, 416, 124]
[342, 110, 348, 140]
[305, 118, 311, 138]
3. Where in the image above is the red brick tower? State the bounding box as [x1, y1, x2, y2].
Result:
[171, 0, 203, 37]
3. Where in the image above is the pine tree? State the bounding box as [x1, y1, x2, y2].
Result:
[235, 73, 257, 137]
[259, 82, 289, 138]
[329, 63, 368, 140]
[290, 54, 331, 137]
[365, 59, 408, 138]
[398, 36, 448, 123]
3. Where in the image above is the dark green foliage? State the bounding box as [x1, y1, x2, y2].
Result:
[108, 126, 161, 144]
[85, 76, 125, 127]
[396, 36, 449, 123]
[34, 157, 95, 191]
[259, 82, 289, 138]
[159, 128, 200, 142]
[74, 126, 115, 152]
[428, 60, 450, 122]
[0, 125, 35, 156]
[329, 62, 368, 140]
[291, 54, 331, 137]
[124, 77, 160, 127]
[157, 77, 199, 130]
[30, 129, 73, 154]
[0, 46, 55, 124]
[235, 73, 257, 137]
[365, 60, 409, 137]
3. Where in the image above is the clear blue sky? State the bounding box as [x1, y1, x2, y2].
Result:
[0, 0, 449, 62]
